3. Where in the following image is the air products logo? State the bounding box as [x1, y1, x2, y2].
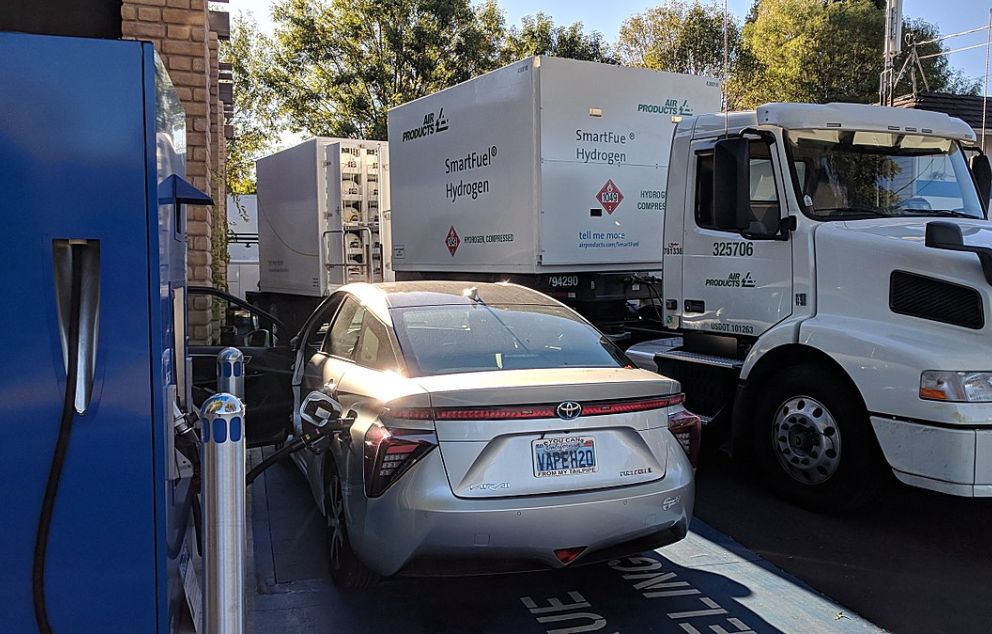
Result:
[401, 108, 449, 142]
[638, 99, 694, 116]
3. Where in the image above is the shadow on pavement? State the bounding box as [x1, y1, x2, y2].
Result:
[695, 447, 992, 634]
[249, 452, 876, 633]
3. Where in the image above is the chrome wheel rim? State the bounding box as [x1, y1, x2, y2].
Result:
[327, 474, 345, 569]
[772, 396, 841, 485]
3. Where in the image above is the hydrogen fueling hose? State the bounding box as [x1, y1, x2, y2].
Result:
[33, 244, 83, 634]
[245, 436, 307, 485]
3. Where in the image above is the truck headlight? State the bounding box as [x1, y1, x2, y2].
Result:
[920, 371, 992, 402]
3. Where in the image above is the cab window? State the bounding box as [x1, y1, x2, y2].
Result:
[695, 140, 781, 232]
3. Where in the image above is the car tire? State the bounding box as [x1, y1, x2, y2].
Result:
[326, 469, 380, 589]
[752, 364, 882, 512]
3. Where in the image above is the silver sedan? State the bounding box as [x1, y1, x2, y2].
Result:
[288, 281, 700, 587]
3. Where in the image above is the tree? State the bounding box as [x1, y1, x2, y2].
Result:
[729, 0, 978, 110]
[221, 14, 284, 196]
[266, 0, 504, 140]
[502, 13, 617, 64]
[617, 1, 737, 77]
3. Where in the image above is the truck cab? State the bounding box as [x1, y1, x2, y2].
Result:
[657, 102, 992, 509]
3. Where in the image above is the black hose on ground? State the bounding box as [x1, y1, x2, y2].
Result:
[33, 244, 84, 634]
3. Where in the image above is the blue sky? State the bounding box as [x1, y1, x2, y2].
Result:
[232, 0, 992, 92]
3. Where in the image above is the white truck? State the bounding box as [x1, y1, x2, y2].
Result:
[387, 56, 722, 328]
[388, 59, 992, 509]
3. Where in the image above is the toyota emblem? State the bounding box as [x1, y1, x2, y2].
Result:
[556, 401, 582, 420]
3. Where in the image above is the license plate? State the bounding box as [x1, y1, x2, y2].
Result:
[532, 437, 597, 477]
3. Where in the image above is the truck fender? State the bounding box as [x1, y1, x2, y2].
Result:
[730, 340, 866, 458]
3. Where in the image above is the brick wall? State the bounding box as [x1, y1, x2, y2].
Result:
[122, 0, 225, 344]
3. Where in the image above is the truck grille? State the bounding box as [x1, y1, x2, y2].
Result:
[889, 271, 984, 330]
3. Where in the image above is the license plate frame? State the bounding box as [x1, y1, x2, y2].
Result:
[532, 436, 597, 478]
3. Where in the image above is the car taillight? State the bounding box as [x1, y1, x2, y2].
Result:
[363, 423, 437, 497]
[667, 409, 701, 467]
[582, 393, 685, 416]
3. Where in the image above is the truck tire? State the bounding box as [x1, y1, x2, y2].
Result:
[326, 469, 380, 589]
[752, 364, 882, 512]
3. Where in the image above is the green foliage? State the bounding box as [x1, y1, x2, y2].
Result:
[266, 0, 504, 140]
[221, 14, 283, 196]
[222, 0, 982, 196]
[617, 1, 737, 76]
[501, 13, 617, 64]
[729, 0, 979, 109]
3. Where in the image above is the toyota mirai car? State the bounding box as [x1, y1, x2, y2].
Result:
[283, 281, 700, 588]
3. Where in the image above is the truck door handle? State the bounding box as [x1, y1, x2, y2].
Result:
[684, 300, 705, 313]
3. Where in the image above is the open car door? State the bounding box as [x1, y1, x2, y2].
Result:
[188, 286, 294, 447]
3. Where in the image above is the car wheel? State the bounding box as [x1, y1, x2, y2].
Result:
[326, 469, 379, 589]
[753, 364, 882, 512]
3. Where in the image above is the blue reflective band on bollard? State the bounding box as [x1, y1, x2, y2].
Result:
[217, 347, 244, 401]
[230, 417, 242, 442]
[213, 417, 227, 444]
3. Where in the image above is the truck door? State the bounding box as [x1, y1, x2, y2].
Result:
[681, 137, 793, 337]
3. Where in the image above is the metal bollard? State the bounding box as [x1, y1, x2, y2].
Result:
[216, 347, 244, 400]
[200, 391, 246, 634]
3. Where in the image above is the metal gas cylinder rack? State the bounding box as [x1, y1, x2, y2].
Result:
[332, 141, 388, 285]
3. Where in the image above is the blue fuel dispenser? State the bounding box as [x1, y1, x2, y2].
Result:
[0, 33, 210, 631]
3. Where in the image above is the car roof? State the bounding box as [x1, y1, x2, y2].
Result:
[341, 281, 559, 311]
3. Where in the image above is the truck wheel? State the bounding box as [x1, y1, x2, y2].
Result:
[753, 365, 882, 512]
[326, 470, 380, 589]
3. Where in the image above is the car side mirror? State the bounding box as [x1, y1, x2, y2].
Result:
[712, 137, 751, 232]
[244, 328, 272, 347]
[970, 154, 992, 210]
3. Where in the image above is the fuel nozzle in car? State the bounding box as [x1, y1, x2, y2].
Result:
[246, 391, 347, 485]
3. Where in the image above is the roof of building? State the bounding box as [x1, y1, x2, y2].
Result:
[893, 92, 992, 131]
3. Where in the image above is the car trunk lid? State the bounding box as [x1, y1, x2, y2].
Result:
[413, 368, 680, 498]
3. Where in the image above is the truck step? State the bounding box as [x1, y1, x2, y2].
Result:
[655, 349, 743, 370]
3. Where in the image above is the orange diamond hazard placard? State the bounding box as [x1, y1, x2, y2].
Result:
[596, 179, 624, 214]
[445, 226, 460, 256]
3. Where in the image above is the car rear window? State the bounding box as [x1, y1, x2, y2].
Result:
[390, 303, 628, 376]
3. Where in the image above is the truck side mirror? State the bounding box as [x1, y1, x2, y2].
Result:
[712, 138, 751, 232]
[970, 154, 992, 210]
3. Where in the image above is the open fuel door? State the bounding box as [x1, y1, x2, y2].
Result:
[188, 286, 295, 446]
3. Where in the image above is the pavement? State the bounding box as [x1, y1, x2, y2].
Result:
[693, 450, 992, 634]
[246, 449, 882, 634]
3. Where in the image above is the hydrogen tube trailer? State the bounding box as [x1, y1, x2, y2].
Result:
[0, 33, 210, 631]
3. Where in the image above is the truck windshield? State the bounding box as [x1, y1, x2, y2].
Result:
[786, 129, 985, 220]
[390, 303, 628, 376]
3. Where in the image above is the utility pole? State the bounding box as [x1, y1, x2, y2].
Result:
[879, 0, 904, 106]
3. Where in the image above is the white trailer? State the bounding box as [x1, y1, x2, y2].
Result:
[387, 56, 721, 321]
[256, 137, 390, 297]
